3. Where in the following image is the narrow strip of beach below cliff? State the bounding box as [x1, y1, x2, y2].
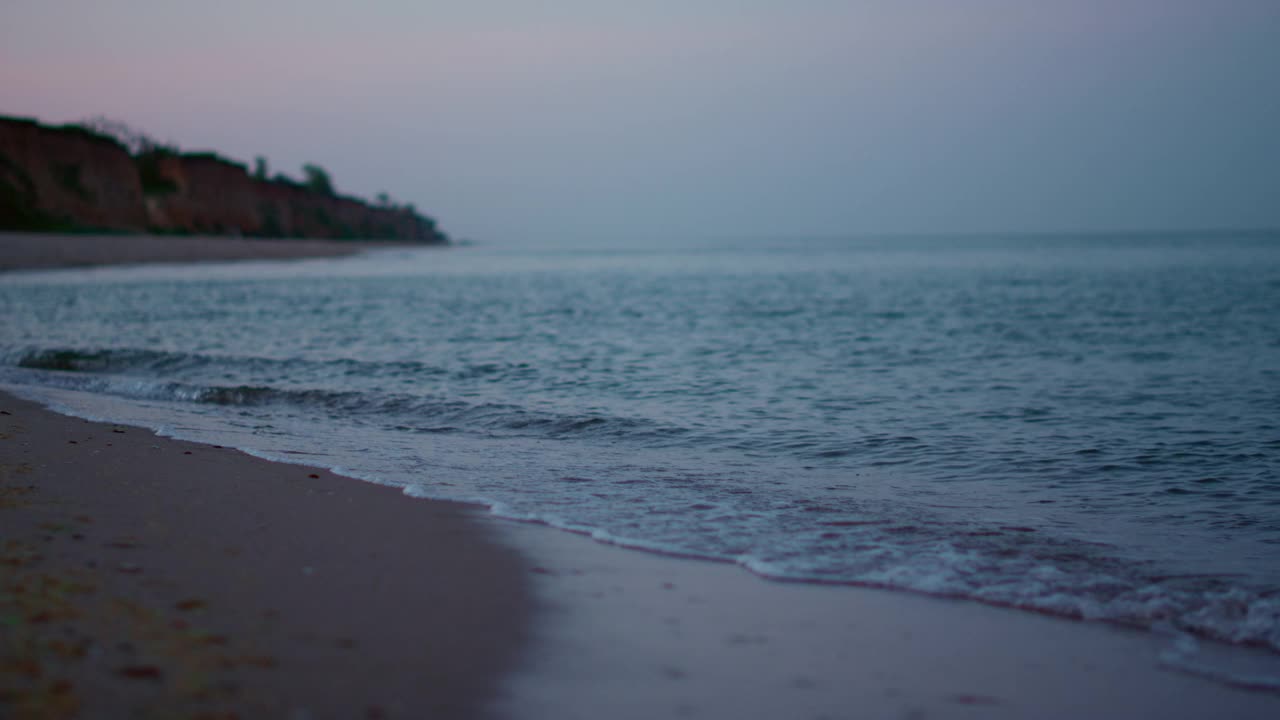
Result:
[0, 391, 531, 719]
[0, 231, 421, 272]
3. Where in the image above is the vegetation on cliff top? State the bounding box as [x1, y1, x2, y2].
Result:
[0, 114, 447, 242]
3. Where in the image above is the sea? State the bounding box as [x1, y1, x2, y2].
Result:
[2, 232, 1278, 664]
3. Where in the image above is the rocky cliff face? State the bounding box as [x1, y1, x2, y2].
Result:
[0, 116, 448, 243]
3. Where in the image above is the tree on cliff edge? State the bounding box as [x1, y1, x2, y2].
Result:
[76, 116, 173, 155]
[302, 163, 335, 196]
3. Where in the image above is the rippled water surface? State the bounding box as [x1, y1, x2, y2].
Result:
[2, 234, 1279, 653]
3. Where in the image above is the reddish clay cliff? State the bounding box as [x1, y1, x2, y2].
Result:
[0, 117, 148, 231]
[0, 116, 448, 244]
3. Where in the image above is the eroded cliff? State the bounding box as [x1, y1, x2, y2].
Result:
[0, 116, 448, 243]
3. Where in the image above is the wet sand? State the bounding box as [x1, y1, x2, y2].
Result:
[0, 231, 417, 272]
[499, 520, 1280, 719]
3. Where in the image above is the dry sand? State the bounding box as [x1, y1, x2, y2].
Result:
[0, 231, 415, 272]
[0, 392, 529, 719]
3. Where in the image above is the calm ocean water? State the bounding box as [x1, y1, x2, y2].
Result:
[2, 233, 1279, 655]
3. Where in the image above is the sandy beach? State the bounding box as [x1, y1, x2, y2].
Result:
[0, 232, 416, 272]
[4, 391, 1280, 719]
[0, 392, 529, 719]
[3, 238, 1280, 719]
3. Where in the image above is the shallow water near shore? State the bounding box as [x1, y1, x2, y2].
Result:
[2, 233, 1279, 666]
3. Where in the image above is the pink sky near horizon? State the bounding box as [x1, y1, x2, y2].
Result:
[3, 0, 1278, 243]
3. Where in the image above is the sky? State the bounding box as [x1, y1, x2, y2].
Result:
[2, 0, 1278, 245]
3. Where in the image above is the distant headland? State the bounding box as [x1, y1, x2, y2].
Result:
[0, 115, 449, 244]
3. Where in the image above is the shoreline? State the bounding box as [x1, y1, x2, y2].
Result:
[3, 240, 1279, 717]
[499, 514, 1280, 719]
[0, 391, 529, 719]
[0, 231, 425, 272]
[3, 393, 1279, 718]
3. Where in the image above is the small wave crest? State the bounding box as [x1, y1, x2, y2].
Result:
[740, 526, 1280, 654]
[5, 352, 689, 444]
[10, 346, 448, 379]
[17, 347, 183, 373]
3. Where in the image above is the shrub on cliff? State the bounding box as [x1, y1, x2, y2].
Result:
[302, 163, 335, 196]
[135, 149, 178, 196]
[74, 116, 168, 155]
[0, 152, 55, 230]
[55, 124, 129, 152]
[70, 116, 180, 197]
